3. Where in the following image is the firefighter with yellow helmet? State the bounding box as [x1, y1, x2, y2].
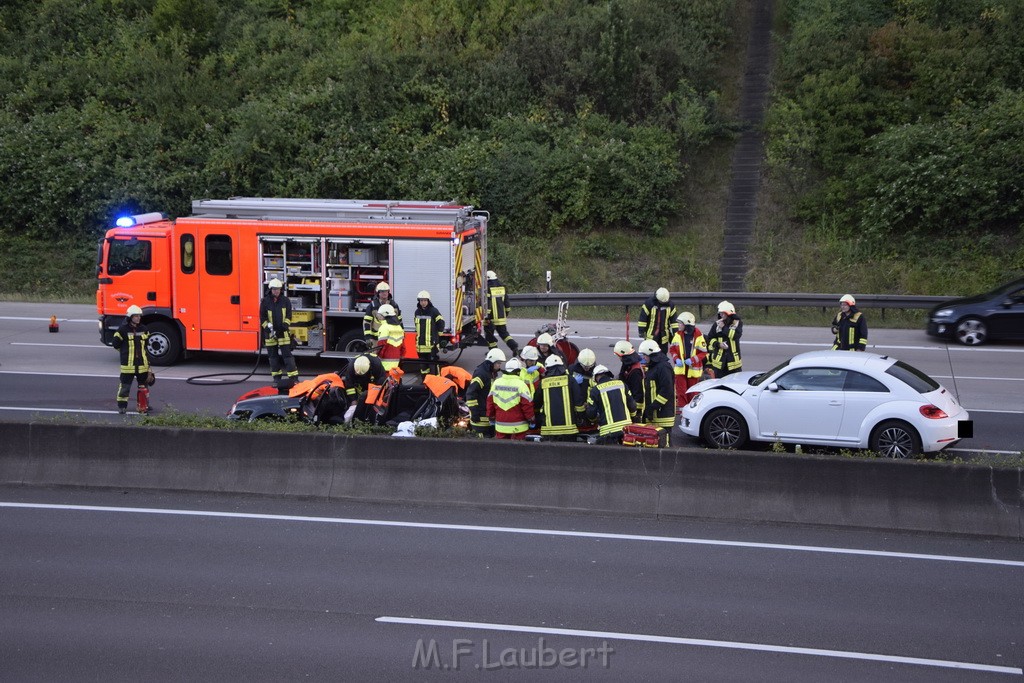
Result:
[112, 304, 152, 414]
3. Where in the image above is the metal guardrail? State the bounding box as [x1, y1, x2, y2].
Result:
[510, 291, 947, 314]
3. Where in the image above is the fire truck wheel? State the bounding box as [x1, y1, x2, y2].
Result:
[335, 329, 370, 353]
[145, 321, 183, 366]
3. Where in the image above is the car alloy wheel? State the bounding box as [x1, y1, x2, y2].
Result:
[702, 408, 748, 449]
[871, 420, 921, 459]
[955, 317, 987, 345]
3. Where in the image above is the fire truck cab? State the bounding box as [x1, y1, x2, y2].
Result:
[97, 198, 488, 365]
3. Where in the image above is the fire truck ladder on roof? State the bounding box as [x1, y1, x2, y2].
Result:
[191, 197, 484, 228]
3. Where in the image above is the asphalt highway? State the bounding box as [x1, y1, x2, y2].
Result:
[1, 486, 1022, 681]
[0, 302, 1021, 454]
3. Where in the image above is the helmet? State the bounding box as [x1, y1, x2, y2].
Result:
[353, 355, 371, 375]
[592, 364, 611, 377]
[613, 340, 634, 356]
[840, 294, 856, 305]
[375, 281, 391, 292]
[536, 332, 554, 346]
[655, 287, 670, 303]
[485, 348, 507, 363]
[486, 270, 497, 280]
[417, 290, 431, 300]
[577, 348, 596, 368]
[638, 339, 660, 355]
[378, 304, 396, 317]
[544, 354, 563, 368]
[126, 305, 143, 317]
[717, 300, 735, 315]
[505, 358, 522, 373]
[520, 345, 539, 361]
[678, 311, 696, 326]
[268, 278, 283, 289]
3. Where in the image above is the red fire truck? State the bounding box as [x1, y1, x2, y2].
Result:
[97, 198, 489, 365]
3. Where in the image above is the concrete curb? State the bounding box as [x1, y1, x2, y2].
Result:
[1, 422, 1020, 539]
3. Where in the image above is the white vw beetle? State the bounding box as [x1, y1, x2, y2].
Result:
[679, 350, 971, 457]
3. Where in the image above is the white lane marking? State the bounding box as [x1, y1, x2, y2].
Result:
[0, 407, 129, 415]
[10, 342, 105, 349]
[0, 370, 260, 382]
[375, 616, 1023, 675]
[947, 448, 1022, 455]
[966, 408, 1024, 414]
[1, 503, 1022, 568]
[933, 375, 1024, 382]
[0, 317, 95, 323]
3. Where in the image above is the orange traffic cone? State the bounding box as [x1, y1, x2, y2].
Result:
[48, 315, 59, 333]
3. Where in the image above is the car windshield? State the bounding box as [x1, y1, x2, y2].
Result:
[885, 360, 940, 394]
[991, 277, 1024, 296]
[750, 359, 790, 386]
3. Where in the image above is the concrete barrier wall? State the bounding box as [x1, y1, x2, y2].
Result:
[1, 422, 1020, 539]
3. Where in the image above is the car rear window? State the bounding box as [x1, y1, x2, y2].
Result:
[885, 360, 940, 394]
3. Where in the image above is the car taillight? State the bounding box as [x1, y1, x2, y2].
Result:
[919, 405, 948, 419]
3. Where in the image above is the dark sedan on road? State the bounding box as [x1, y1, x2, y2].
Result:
[927, 277, 1024, 345]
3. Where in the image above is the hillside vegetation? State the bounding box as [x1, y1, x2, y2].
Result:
[0, 0, 1020, 300]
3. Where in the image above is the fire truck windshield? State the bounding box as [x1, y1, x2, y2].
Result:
[107, 239, 152, 276]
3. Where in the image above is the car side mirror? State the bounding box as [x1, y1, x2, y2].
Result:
[768, 382, 780, 392]
[1002, 297, 1018, 307]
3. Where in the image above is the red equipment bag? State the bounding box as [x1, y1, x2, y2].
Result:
[621, 424, 668, 448]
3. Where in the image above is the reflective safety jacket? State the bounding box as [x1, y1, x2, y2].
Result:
[567, 361, 595, 421]
[642, 352, 676, 429]
[487, 373, 535, 435]
[519, 363, 542, 396]
[486, 278, 510, 325]
[112, 321, 150, 372]
[375, 318, 405, 369]
[342, 354, 386, 401]
[466, 360, 496, 428]
[617, 353, 645, 420]
[586, 376, 636, 436]
[831, 308, 868, 351]
[669, 327, 708, 378]
[259, 293, 293, 347]
[638, 294, 678, 347]
[362, 295, 403, 339]
[414, 301, 445, 353]
[706, 315, 743, 373]
[534, 366, 583, 436]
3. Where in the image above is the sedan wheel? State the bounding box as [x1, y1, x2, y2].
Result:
[701, 408, 749, 449]
[955, 317, 987, 345]
[870, 420, 921, 459]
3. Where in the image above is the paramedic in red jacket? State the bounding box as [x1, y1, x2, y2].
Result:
[486, 358, 536, 440]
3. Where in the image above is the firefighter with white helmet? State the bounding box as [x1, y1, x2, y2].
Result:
[112, 304, 152, 414]
[638, 339, 675, 440]
[534, 352, 584, 440]
[638, 287, 678, 349]
[518, 344, 542, 394]
[486, 357, 535, 439]
[614, 339, 645, 421]
[467, 348, 506, 437]
[414, 290, 446, 374]
[832, 294, 868, 351]
[585, 364, 636, 445]
[567, 347, 598, 425]
[363, 281, 402, 345]
[483, 269, 519, 356]
[669, 311, 708, 405]
[533, 331, 565, 366]
[374, 303, 404, 371]
[706, 300, 743, 377]
[260, 278, 299, 390]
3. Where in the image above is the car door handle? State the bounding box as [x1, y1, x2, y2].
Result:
[828, 400, 842, 406]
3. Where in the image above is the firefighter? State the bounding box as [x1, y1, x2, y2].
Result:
[567, 348, 597, 425]
[519, 344, 542, 395]
[614, 340, 645, 421]
[486, 358, 535, 440]
[585, 365, 636, 445]
[832, 294, 868, 351]
[638, 339, 675, 441]
[260, 278, 299, 390]
[706, 301, 743, 377]
[466, 348, 506, 437]
[638, 287, 678, 349]
[341, 353, 386, 423]
[112, 304, 152, 414]
[374, 303, 404, 371]
[363, 281, 402, 346]
[534, 354, 584, 441]
[669, 311, 708, 406]
[483, 270, 519, 356]
[414, 290, 446, 374]
[534, 332, 566, 365]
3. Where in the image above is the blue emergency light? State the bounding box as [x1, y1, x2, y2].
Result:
[115, 212, 166, 228]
